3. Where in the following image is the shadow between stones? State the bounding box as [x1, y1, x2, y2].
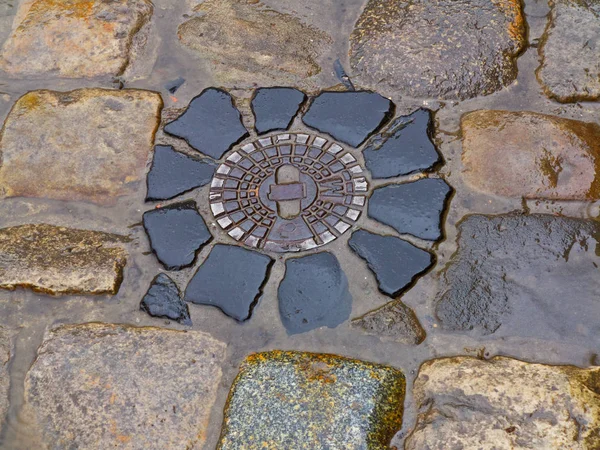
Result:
[164, 88, 249, 159]
[143, 200, 212, 270]
[184, 244, 274, 322]
[251, 87, 307, 135]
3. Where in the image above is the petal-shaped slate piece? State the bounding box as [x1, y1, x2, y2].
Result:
[302, 91, 394, 147]
[363, 109, 441, 178]
[278, 252, 352, 334]
[184, 244, 273, 322]
[164, 88, 249, 159]
[140, 273, 192, 325]
[368, 178, 452, 241]
[251, 87, 306, 135]
[143, 201, 212, 270]
[146, 145, 216, 201]
[348, 229, 434, 297]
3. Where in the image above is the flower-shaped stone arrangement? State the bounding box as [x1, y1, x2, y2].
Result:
[141, 87, 451, 334]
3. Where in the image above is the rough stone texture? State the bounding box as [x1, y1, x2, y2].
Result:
[143, 201, 212, 271]
[302, 91, 394, 147]
[352, 300, 426, 345]
[368, 178, 452, 241]
[218, 351, 405, 450]
[349, 0, 526, 100]
[25, 323, 226, 450]
[406, 356, 600, 449]
[363, 109, 441, 178]
[0, 327, 10, 433]
[0, 0, 153, 78]
[462, 110, 600, 200]
[251, 87, 306, 135]
[185, 244, 273, 322]
[146, 145, 215, 201]
[279, 252, 352, 335]
[537, 0, 600, 102]
[178, 0, 331, 85]
[436, 213, 600, 336]
[0, 224, 128, 296]
[0, 88, 162, 206]
[164, 88, 248, 160]
[348, 229, 433, 297]
[140, 274, 191, 325]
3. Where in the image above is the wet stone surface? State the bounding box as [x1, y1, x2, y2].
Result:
[0, 0, 153, 78]
[218, 351, 405, 450]
[0, 88, 162, 206]
[368, 178, 452, 241]
[349, 229, 433, 298]
[140, 274, 191, 325]
[352, 300, 426, 345]
[537, 0, 600, 102]
[25, 323, 226, 450]
[0, 224, 128, 296]
[363, 109, 441, 178]
[210, 133, 368, 252]
[251, 87, 306, 135]
[146, 145, 215, 201]
[278, 252, 352, 335]
[185, 244, 273, 322]
[436, 213, 600, 337]
[0, 327, 10, 434]
[302, 91, 394, 147]
[406, 356, 600, 449]
[143, 201, 211, 271]
[177, 0, 331, 85]
[462, 110, 600, 200]
[349, 0, 526, 99]
[164, 88, 248, 160]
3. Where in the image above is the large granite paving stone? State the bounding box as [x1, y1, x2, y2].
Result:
[406, 356, 600, 449]
[146, 145, 215, 201]
[302, 91, 394, 147]
[348, 229, 433, 297]
[0, 224, 128, 296]
[0, 327, 10, 435]
[278, 252, 352, 334]
[185, 244, 273, 321]
[363, 109, 441, 178]
[177, 0, 330, 85]
[368, 178, 452, 241]
[143, 201, 211, 271]
[25, 323, 226, 450]
[218, 351, 405, 450]
[537, 0, 600, 102]
[350, 0, 526, 99]
[0, 89, 162, 206]
[462, 110, 600, 200]
[164, 88, 248, 159]
[140, 274, 191, 325]
[0, 0, 153, 77]
[436, 213, 600, 337]
[251, 87, 306, 134]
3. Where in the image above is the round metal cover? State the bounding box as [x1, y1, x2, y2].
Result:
[209, 133, 368, 252]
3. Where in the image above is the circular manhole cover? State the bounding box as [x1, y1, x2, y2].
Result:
[209, 133, 369, 252]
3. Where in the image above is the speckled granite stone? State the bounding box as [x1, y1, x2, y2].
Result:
[218, 351, 405, 449]
[0, 326, 10, 434]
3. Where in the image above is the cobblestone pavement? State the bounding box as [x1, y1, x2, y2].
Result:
[0, 0, 600, 448]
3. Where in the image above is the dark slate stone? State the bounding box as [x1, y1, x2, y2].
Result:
[140, 274, 191, 325]
[363, 109, 441, 178]
[143, 201, 212, 270]
[302, 91, 394, 147]
[146, 145, 216, 201]
[251, 87, 306, 134]
[278, 252, 352, 334]
[348, 229, 433, 297]
[369, 178, 452, 241]
[184, 244, 273, 322]
[164, 88, 249, 159]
